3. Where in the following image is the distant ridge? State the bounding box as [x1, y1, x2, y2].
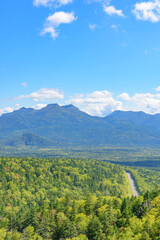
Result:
[0, 104, 160, 147]
[0, 133, 54, 147]
[107, 110, 150, 123]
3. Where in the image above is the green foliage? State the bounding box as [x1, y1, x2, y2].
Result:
[126, 168, 160, 193]
[0, 157, 160, 239]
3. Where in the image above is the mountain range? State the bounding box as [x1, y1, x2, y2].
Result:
[1, 103, 160, 147]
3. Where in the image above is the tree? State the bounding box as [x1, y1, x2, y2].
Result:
[87, 215, 105, 240]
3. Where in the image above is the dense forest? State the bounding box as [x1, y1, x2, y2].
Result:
[0, 157, 160, 239]
[1, 147, 160, 169]
[125, 167, 160, 193]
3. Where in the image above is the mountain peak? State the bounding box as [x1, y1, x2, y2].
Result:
[106, 110, 150, 124]
[42, 103, 60, 109]
[62, 104, 79, 111]
[39, 103, 61, 112]
[108, 110, 148, 118]
[2, 107, 34, 117]
[18, 107, 34, 113]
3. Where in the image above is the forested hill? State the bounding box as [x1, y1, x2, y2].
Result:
[1, 104, 160, 146]
[0, 157, 159, 239]
[0, 133, 55, 147]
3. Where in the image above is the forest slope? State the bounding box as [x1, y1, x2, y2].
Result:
[0, 157, 159, 239]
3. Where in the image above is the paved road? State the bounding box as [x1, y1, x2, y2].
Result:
[126, 172, 139, 196]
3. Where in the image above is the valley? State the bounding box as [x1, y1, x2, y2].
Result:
[2, 0, 160, 238]
[0, 104, 160, 239]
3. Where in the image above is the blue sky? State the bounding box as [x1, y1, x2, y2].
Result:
[1, 0, 160, 116]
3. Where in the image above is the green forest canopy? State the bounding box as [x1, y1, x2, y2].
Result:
[0, 157, 159, 239]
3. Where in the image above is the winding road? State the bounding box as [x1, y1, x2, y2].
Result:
[126, 172, 139, 196]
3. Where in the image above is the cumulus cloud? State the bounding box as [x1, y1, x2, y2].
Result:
[33, 0, 73, 7]
[0, 104, 50, 116]
[67, 90, 122, 116]
[16, 88, 64, 102]
[155, 86, 160, 92]
[47, 11, 76, 25]
[118, 91, 160, 114]
[118, 92, 131, 101]
[67, 89, 160, 116]
[41, 27, 58, 39]
[5, 87, 160, 117]
[41, 11, 77, 39]
[104, 5, 124, 17]
[89, 23, 97, 30]
[133, 0, 160, 22]
[0, 107, 14, 116]
[34, 104, 47, 109]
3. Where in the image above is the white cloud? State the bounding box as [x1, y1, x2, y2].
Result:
[41, 27, 58, 40]
[47, 11, 77, 25]
[155, 86, 160, 91]
[104, 5, 124, 17]
[67, 90, 122, 116]
[89, 23, 97, 30]
[118, 91, 160, 114]
[0, 104, 50, 116]
[16, 88, 64, 102]
[133, 0, 160, 22]
[118, 92, 131, 101]
[41, 11, 77, 39]
[111, 24, 120, 30]
[4, 87, 160, 117]
[132, 93, 160, 112]
[34, 104, 47, 109]
[21, 82, 27, 88]
[67, 88, 160, 115]
[0, 107, 13, 116]
[33, 0, 72, 7]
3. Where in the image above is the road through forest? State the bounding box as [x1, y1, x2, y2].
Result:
[126, 172, 139, 196]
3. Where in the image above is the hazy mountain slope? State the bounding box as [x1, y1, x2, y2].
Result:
[0, 104, 160, 146]
[106, 110, 150, 124]
[105, 110, 160, 140]
[0, 133, 55, 147]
